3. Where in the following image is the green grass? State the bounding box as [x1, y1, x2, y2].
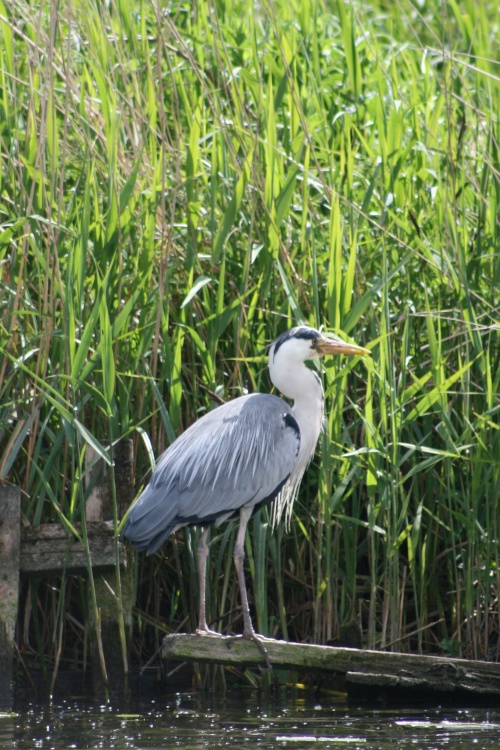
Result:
[1, 0, 500, 685]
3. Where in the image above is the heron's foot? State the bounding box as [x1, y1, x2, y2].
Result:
[196, 624, 221, 636]
[241, 629, 272, 670]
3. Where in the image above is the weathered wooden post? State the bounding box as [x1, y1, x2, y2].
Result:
[0, 486, 21, 710]
[85, 439, 135, 696]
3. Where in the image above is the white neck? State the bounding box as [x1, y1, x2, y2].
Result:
[268, 348, 325, 528]
[268, 351, 325, 465]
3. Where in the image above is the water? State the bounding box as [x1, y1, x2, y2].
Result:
[1, 692, 500, 749]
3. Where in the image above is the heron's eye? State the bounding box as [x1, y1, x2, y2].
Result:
[311, 338, 318, 346]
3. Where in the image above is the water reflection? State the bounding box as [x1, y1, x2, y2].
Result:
[1, 693, 500, 749]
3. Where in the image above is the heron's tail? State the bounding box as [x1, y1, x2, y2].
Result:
[121, 483, 181, 555]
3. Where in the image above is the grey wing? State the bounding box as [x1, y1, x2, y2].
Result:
[122, 393, 300, 554]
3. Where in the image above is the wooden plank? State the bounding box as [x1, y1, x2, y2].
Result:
[161, 633, 500, 703]
[0, 486, 21, 710]
[20, 521, 123, 575]
[19, 440, 134, 576]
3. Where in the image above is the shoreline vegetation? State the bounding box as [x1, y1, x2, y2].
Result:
[1, 0, 499, 690]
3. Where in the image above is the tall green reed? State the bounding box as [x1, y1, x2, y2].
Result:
[1, 0, 500, 683]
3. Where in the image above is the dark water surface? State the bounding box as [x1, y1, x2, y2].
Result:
[1, 692, 500, 749]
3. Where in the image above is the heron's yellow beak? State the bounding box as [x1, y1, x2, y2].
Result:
[315, 338, 371, 357]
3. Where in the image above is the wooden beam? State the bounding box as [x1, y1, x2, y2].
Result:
[162, 633, 500, 704]
[0, 486, 21, 710]
[20, 521, 123, 575]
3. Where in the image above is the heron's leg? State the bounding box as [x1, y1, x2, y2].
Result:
[233, 507, 255, 637]
[234, 507, 271, 668]
[196, 526, 217, 634]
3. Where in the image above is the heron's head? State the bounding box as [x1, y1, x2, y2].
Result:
[269, 326, 370, 366]
[268, 325, 369, 403]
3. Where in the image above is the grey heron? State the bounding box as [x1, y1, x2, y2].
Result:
[122, 326, 369, 648]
